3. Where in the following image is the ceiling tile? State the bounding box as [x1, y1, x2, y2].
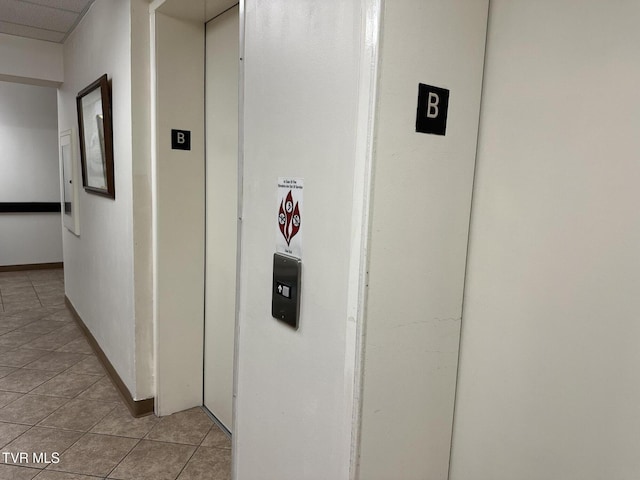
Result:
[18, 0, 92, 14]
[0, 19, 65, 42]
[0, 0, 79, 33]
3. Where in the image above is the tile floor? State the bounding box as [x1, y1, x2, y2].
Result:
[0, 269, 231, 480]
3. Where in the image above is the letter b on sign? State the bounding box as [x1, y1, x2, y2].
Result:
[171, 129, 191, 150]
[416, 83, 449, 136]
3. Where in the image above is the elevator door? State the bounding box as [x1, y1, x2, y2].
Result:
[450, 2, 640, 479]
[204, 4, 239, 432]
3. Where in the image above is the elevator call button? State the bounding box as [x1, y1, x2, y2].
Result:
[272, 253, 301, 329]
[276, 283, 291, 298]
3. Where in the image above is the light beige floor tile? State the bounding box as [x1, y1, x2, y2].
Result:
[21, 335, 73, 352]
[0, 391, 23, 408]
[0, 422, 31, 449]
[23, 353, 90, 374]
[2, 302, 43, 314]
[54, 325, 81, 336]
[0, 463, 40, 479]
[0, 369, 58, 393]
[77, 378, 121, 403]
[17, 321, 67, 336]
[42, 330, 82, 349]
[42, 307, 75, 323]
[1, 286, 36, 296]
[48, 433, 138, 477]
[145, 407, 213, 445]
[0, 317, 44, 331]
[38, 398, 117, 432]
[90, 405, 159, 439]
[0, 395, 68, 425]
[177, 446, 231, 480]
[0, 349, 50, 368]
[37, 295, 65, 308]
[26, 271, 62, 283]
[49, 326, 79, 338]
[3, 427, 83, 468]
[0, 326, 18, 336]
[201, 425, 231, 450]
[9, 309, 52, 321]
[2, 292, 39, 304]
[0, 271, 29, 277]
[0, 365, 18, 378]
[56, 334, 83, 348]
[41, 311, 74, 324]
[55, 338, 93, 355]
[30, 373, 102, 399]
[107, 440, 195, 480]
[0, 345, 19, 355]
[0, 332, 45, 349]
[0, 273, 29, 283]
[64, 357, 103, 376]
[0, 327, 17, 336]
[33, 285, 64, 297]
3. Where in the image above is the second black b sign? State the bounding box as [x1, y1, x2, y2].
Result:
[416, 83, 450, 136]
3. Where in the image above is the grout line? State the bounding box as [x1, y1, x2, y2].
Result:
[173, 443, 200, 480]
[103, 437, 142, 479]
[31, 281, 44, 309]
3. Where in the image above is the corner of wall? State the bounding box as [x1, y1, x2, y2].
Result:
[131, 0, 155, 401]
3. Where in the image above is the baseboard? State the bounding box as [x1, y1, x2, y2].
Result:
[0, 262, 63, 272]
[65, 296, 155, 417]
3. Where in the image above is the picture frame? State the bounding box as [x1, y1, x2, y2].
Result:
[76, 74, 115, 199]
[60, 128, 80, 235]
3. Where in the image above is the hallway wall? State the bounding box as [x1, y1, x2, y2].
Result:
[450, 2, 640, 479]
[0, 81, 63, 267]
[57, 0, 140, 398]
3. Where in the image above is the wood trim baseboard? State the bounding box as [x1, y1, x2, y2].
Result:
[0, 262, 64, 272]
[65, 296, 155, 417]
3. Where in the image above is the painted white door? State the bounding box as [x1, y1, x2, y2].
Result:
[450, 2, 640, 479]
[204, 4, 239, 432]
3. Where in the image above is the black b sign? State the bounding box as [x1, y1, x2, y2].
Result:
[171, 129, 191, 150]
[416, 83, 449, 136]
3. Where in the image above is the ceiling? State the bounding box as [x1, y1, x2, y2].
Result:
[0, 0, 95, 43]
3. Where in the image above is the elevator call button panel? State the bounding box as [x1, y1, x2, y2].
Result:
[272, 253, 301, 329]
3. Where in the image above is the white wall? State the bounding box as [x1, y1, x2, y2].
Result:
[58, 0, 139, 396]
[0, 33, 63, 86]
[0, 81, 62, 266]
[234, 1, 377, 478]
[131, 0, 154, 402]
[357, 1, 488, 479]
[450, 2, 640, 479]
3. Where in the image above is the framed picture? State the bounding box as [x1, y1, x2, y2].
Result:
[60, 129, 80, 235]
[76, 74, 115, 198]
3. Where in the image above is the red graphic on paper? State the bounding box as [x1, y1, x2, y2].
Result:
[278, 190, 301, 246]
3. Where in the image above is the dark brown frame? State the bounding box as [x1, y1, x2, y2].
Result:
[76, 74, 115, 199]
